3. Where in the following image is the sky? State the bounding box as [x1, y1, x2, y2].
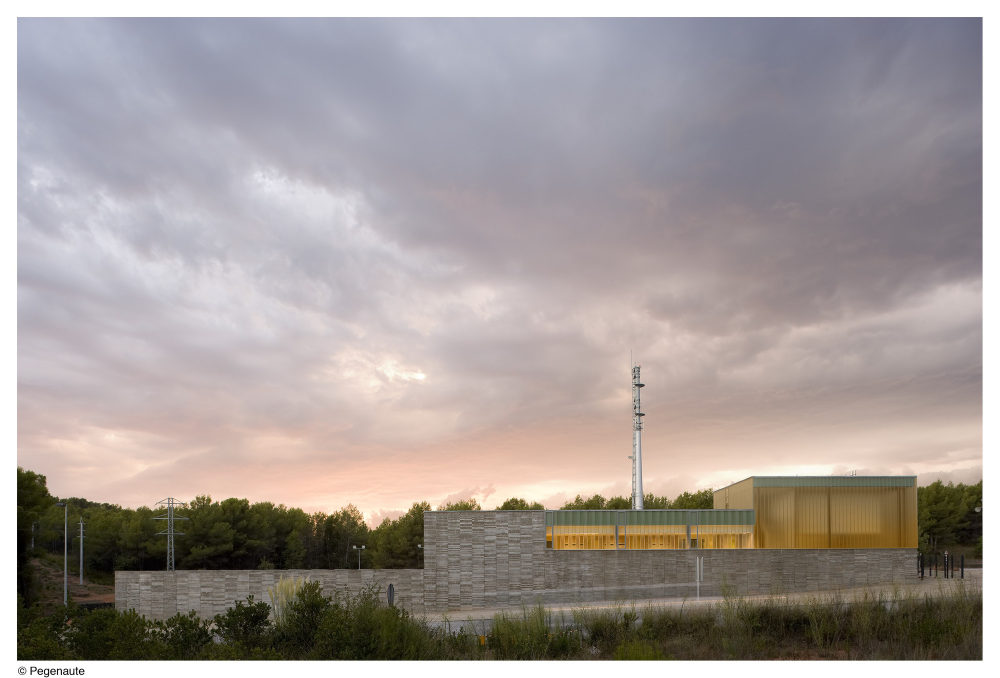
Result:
[16, 18, 983, 526]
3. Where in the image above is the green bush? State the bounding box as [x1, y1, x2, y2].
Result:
[274, 580, 331, 658]
[154, 611, 213, 659]
[310, 586, 440, 660]
[65, 607, 160, 659]
[211, 595, 273, 655]
[17, 600, 72, 661]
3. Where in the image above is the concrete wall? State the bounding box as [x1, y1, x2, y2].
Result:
[116, 510, 917, 619]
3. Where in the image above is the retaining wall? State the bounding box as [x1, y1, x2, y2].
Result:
[116, 510, 917, 620]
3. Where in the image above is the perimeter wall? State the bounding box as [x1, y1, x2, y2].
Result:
[117, 510, 916, 620]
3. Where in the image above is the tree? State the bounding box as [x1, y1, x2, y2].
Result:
[316, 505, 368, 569]
[439, 498, 481, 511]
[17, 467, 52, 603]
[918, 480, 982, 552]
[670, 489, 713, 509]
[180, 497, 235, 570]
[495, 497, 544, 510]
[561, 494, 606, 510]
[370, 502, 428, 569]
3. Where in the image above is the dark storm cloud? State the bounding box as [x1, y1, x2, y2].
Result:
[17, 18, 981, 512]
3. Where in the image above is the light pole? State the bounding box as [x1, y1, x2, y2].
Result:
[79, 517, 85, 585]
[55, 502, 67, 606]
[417, 543, 423, 567]
[352, 544, 365, 569]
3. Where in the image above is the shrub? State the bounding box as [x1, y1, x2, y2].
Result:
[575, 605, 638, 656]
[310, 586, 440, 660]
[274, 580, 330, 658]
[488, 606, 551, 659]
[212, 595, 273, 653]
[154, 611, 213, 660]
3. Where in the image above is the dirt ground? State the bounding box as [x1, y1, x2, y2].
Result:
[30, 557, 115, 614]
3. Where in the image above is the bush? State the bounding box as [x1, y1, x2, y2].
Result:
[212, 595, 273, 655]
[310, 586, 440, 659]
[154, 611, 213, 660]
[274, 580, 331, 658]
[64, 607, 160, 659]
[575, 605, 638, 656]
[488, 606, 551, 659]
[17, 600, 71, 661]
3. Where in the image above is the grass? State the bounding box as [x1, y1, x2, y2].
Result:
[478, 583, 981, 660]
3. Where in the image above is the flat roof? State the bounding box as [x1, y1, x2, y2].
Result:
[714, 475, 916, 491]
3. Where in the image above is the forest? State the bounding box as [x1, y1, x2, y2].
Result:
[16, 466, 981, 608]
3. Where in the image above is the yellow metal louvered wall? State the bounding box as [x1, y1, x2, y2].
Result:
[747, 478, 917, 548]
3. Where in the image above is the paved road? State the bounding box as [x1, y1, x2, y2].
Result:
[418, 568, 983, 633]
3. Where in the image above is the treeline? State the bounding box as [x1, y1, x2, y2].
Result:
[16, 466, 712, 604]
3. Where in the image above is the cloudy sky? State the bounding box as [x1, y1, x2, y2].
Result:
[17, 18, 982, 524]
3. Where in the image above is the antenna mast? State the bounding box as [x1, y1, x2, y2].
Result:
[632, 362, 645, 509]
[155, 498, 189, 571]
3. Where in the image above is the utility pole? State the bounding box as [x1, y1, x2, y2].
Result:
[78, 518, 85, 585]
[55, 502, 67, 606]
[155, 498, 189, 570]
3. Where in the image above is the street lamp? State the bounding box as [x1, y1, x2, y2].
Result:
[352, 544, 365, 569]
[417, 543, 423, 567]
[55, 502, 67, 606]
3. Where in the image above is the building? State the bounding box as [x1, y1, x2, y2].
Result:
[117, 475, 918, 620]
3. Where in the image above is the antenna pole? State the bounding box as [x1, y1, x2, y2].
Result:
[632, 362, 645, 510]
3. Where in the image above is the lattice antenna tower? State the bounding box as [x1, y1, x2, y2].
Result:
[631, 362, 645, 510]
[155, 497, 189, 571]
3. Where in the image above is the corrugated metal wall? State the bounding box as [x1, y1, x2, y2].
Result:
[712, 476, 918, 548]
[751, 479, 917, 548]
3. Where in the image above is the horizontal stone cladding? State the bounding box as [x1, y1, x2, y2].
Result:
[115, 569, 424, 621]
[421, 511, 916, 612]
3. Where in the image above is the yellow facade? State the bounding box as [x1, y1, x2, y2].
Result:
[714, 477, 754, 510]
[715, 476, 918, 549]
[545, 510, 755, 550]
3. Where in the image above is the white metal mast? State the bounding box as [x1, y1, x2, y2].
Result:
[631, 363, 645, 510]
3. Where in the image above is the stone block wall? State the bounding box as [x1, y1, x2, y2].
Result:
[115, 568, 423, 621]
